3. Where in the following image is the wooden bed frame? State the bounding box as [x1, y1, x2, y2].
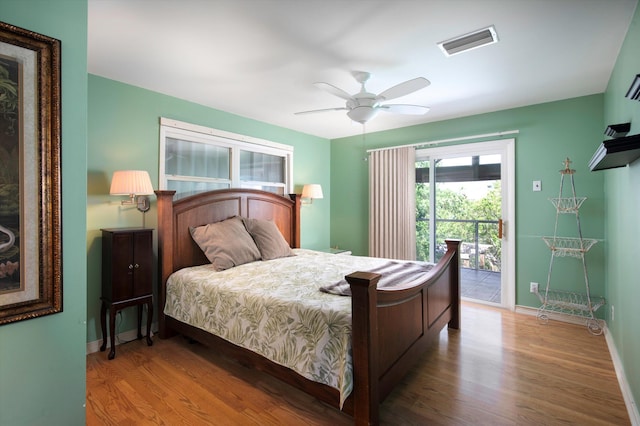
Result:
[155, 188, 460, 426]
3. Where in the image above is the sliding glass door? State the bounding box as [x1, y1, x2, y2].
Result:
[416, 139, 515, 308]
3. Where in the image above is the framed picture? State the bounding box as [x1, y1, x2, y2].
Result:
[0, 21, 62, 325]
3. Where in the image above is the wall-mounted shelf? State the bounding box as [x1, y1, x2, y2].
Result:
[604, 122, 630, 138]
[589, 133, 640, 171]
[626, 74, 640, 100]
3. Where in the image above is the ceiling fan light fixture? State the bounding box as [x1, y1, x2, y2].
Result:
[438, 25, 498, 57]
[348, 106, 379, 124]
[296, 72, 430, 124]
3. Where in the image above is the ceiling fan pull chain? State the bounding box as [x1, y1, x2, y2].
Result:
[362, 124, 368, 162]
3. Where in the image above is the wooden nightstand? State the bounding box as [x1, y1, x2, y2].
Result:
[100, 228, 153, 360]
[321, 247, 352, 255]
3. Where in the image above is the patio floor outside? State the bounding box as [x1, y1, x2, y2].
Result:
[461, 267, 501, 304]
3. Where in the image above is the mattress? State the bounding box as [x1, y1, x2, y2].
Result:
[164, 248, 400, 406]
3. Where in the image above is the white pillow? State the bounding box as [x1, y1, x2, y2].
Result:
[190, 216, 261, 270]
[242, 217, 294, 260]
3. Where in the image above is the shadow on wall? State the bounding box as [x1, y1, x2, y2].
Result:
[88, 170, 110, 196]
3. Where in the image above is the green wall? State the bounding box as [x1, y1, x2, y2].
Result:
[603, 3, 640, 415]
[0, 1, 88, 425]
[87, 75, 331, 343]
[2, 1, 635, 422]
[330, 95, 606, 310]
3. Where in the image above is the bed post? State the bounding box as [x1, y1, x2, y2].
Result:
[155, 190, 176, 338]
[289, 193, 301, 248]
[346, 271, 382, 426]
[445, 239, 461, 330]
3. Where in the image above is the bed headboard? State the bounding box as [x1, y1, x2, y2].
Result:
[155, 188, 301, 337]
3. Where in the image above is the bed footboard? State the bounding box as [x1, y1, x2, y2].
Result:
[346, 239, 461, 425]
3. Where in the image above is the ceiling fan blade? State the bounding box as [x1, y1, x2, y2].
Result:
[376, 77, 430, 102]
[314, 82, 353, 101]
[379, 104, 430, 115]
[294, 107, 348, 115]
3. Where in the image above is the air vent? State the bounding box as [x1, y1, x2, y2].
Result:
[438, 26, 498, 57]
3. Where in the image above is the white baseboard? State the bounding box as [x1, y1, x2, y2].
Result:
[605, 328, 640, 425]
[514, 304, 603, 327]
[515, 305, 639, 425]
[86, 323, 156, 355]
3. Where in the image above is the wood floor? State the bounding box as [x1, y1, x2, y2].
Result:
[86, 303, 630, 425]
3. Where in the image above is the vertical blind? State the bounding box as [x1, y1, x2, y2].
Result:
[369, 146, 416, 260]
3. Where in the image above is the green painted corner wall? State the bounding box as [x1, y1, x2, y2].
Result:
[2, 1, 636, 422]
[0, 1, 88, 425]
[603, 2, 640, 415]
[87, 75, 331, 343]
[330, 95, 606, 311]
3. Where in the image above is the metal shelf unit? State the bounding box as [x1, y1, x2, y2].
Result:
[536, 158, 605, 335]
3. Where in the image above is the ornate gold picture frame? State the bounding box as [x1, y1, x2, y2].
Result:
[0, 21, 62, 325]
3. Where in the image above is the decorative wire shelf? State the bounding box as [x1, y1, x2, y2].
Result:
[539, 159, 605, 335]
[542, 237, 597, 258]
[549, 197, 586, 213]
[536, 289, 606, 335]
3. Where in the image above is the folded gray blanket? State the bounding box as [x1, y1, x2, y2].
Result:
[320, 260, 435, 296]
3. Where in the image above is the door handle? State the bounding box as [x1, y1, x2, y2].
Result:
[498, 219, 503, 239]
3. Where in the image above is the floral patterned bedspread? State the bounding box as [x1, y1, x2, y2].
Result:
[164, 249, 394, 407]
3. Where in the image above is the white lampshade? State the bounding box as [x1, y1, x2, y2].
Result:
[302, 184, 323, 200]
[110, 170, 154, 195]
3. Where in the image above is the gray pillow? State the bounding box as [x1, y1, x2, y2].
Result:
[190, 216, 261, 270]
[242, 217, 294, 260]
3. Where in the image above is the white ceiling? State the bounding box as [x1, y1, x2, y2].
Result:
[88, 0, 638, 140]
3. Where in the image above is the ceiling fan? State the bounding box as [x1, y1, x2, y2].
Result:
[295, 71, 431, 124]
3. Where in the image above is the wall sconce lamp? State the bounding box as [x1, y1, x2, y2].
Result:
[301, 184, 323, 204]
[109, 170, 154, 212]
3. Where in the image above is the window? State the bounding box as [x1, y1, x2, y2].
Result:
[159, 118, 293, 199]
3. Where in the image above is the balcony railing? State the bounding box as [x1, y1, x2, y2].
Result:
[417, 218, 501, 272]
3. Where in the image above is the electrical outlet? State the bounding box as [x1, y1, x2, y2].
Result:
[611, 305, 615, 322]
[530, 282, 539, 293]
[533, 180, 542, 191]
